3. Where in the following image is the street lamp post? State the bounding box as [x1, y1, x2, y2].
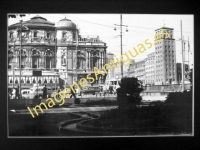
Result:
[55, 72, 58, 91]
[19, 20, 22, 98]
[116, 74, 119, 86]
[114, 14, 128, 78]
[18, 20, 29, 98]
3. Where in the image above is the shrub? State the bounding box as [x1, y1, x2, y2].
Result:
[165, 90, 192, 107]
[84, 99, 117, 106]
[74, 98, 81, 104]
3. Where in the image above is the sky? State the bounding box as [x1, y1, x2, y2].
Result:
[8, 14, 194, 68]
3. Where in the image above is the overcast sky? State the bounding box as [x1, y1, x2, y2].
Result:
[8, 14, 194, 68]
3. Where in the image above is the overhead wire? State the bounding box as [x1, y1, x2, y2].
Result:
[42, 14, 193, 38]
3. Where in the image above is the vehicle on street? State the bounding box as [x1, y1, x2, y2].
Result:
[50, 88, 72, 98]
[79, 86, 100, 96]
[29, 86, 51, 99]
[21, 89, 31, 99]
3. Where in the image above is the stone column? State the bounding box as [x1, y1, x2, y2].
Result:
[72, 50, 74, 69]
[100, 52, 102, 68]
[65, 49, 67, 71]
[79, 50, 81, 69]
[98, 55, 101, 69]
[91, 55, 93, 69]
[86, 50, 88, 69]
[88, 51, 90, 69]
[42, 52, 45, 68]
[103, 51, 105, 65]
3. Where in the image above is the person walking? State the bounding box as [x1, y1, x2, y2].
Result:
[42, 85, 47, 98]
[106, 83, 109, 96]
[103, 84, 107, 97]
[109, 84, 113, 95]
[99, 86, 103, 96]
[11, 88, 16, 99]
[8, 90, 12, 99]
[15, 85, 19, 99]
[113, 84, 116, 95]
[70, 85, 76, 99]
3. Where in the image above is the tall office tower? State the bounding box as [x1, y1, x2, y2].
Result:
[154, 27, 177, 85]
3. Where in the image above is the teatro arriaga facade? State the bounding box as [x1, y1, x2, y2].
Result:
[8, 15, 107, 89]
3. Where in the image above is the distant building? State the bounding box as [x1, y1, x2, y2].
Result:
[154, 27, 177, 85]
[145, 52, 156, 85]
[127, 27, 178, 85]
[106, 52, 115, 83]
[176, 63, 189, 84]
[127, 59, 136, 77]
[128, 60, 145, 84]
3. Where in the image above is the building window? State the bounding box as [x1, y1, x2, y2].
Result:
[9, 32, 13, 38]
[32, 57, 39, 68]
[62, 32, 66, 38]
[34, 32, 37, 37]
[47, 32, 50, 38]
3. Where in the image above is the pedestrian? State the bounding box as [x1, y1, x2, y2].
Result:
[106, 83, 109, 95]
[42, 85, 47, 98]
[109, 84, 113, 94]
[56, 86, 61, 99]
[15, 85, 19, 99]
[8, 90, 12, 99]
[103, 84, 107, 96]
[113, 84, 116, 95]
[57, 86, 61, 93]
[70, 85, 76, 99]
[11, 88, 16, 99]
[99, 86, 103, 96]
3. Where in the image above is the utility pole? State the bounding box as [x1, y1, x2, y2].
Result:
[13, 40, 16, 88]
[75, 28, 78, 82]
[114, 14, 128, 79]
[120, 14, 123, 78]
[180, 20, 185, 91]
[19, 20, 23, 97]
[188, 36, 190, 70]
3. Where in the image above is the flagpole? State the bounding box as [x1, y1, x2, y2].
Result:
[13, 40, 16, 88]
[75, 28, 78, 82]
[181, 20, 184, 91]
[188, 36, 190, 70]
[19, 20, 23, 97]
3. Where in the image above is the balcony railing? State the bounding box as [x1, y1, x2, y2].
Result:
[8, 37, 56, 45]
[78, 35, 102, 42]
[8, 83, 57, 88]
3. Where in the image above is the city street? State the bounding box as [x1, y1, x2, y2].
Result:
[11, 105, 118, 114]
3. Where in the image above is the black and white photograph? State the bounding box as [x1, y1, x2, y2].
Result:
[7, 13, 194, 137]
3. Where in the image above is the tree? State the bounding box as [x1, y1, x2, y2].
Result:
[117, 77, 143, 110]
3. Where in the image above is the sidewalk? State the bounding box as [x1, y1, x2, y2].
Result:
[11, 106, 118, 114]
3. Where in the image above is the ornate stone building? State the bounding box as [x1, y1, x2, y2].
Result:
[8, 15, 107, 89]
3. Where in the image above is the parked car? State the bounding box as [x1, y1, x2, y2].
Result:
[50, 88, 72, 98]
[80, 86, 100, 96]
[29, 86, 51, 99]
[21, 89, 31, 99]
